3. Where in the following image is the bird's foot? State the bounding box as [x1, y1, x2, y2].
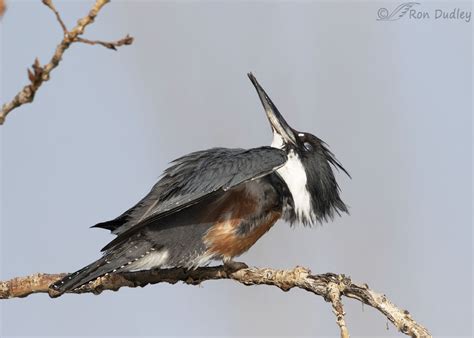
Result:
[223, 260, 248, 274]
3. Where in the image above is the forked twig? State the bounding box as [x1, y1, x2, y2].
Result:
[0, 0, 134, 125]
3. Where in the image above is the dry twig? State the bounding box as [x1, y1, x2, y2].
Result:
[75, 35, 134, 50]
[0, 0, 134, 125]
[0, 265, 431, 338]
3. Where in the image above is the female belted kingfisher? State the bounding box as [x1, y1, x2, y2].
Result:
[50, 73, 350, 295]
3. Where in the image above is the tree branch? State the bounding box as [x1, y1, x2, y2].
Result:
[75, 35, 134, 50]
[42, 0, 68, 34]
[0, 0, 134, 125]
[0, 265, 431, 338]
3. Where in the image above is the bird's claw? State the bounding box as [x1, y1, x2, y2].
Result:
[223, 260, 249, 274]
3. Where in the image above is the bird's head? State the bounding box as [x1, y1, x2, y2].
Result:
[248, 73, 349, 225]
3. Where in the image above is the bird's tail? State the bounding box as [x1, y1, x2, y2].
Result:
[49, 240, 156, 296]
[49, 257, 113, 296]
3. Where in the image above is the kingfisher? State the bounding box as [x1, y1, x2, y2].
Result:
[50, 73, 349, 295]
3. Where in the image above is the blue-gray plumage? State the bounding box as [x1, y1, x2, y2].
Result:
[50, 73, 349, 295]
[94, 147, 287, 237]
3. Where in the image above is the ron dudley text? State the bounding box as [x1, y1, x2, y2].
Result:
[410, 8, 471, 23]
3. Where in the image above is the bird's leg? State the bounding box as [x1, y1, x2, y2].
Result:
[223, 258, 248, 273]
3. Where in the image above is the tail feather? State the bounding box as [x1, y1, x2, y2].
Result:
[50, 239, 156, 295]
[50, 257, 110, 294]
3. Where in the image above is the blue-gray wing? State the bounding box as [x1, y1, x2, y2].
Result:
[93, 147, 287, 236]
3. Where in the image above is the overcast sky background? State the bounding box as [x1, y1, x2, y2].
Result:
[1, 1, 472, 337]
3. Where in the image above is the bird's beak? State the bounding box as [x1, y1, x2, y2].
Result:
[248, 73, 297, 146]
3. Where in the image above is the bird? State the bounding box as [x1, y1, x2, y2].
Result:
[50, 73, 350, 295]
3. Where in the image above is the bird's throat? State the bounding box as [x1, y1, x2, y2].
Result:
[275, 150, 314, 224]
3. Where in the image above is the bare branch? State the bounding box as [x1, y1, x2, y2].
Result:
[42, 0, 68, 33]
[75, 35, 134, 51]
[0, 265, 431, 338]
[327, 279, 350, 338]
[0, 0, 134, 125]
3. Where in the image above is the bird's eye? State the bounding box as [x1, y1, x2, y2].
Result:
[303, 142, 313, 152]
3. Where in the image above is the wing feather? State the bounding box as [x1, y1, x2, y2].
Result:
[93, 147, 287, 241]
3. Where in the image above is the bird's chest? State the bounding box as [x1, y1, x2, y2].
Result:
[203, 180, 281, 259]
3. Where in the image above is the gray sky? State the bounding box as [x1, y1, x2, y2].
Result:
[1, 1, 472, 337]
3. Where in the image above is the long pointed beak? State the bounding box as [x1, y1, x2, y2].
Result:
[248, 73, 297, 146]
